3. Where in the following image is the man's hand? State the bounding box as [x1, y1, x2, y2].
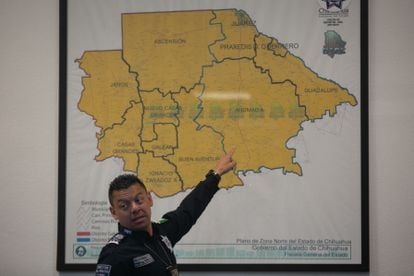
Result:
[214, 147, 237, 176]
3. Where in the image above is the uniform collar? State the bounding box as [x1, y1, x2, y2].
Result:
[118, 223, 159, 240]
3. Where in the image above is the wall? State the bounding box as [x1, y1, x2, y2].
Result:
[0, 0, 413, 275]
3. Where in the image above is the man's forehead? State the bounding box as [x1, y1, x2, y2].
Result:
[113, 184, 146, 200]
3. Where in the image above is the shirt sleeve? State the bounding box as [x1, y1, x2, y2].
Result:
[160, 173, 220, 245]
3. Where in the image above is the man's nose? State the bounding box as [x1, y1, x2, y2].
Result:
[131, 201, 142, 212]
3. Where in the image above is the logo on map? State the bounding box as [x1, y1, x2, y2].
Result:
[75, 245, 87, 257]
[318, 0, 351, 26]
[321, 0, 347, 10]
[323, 30, 346, 58]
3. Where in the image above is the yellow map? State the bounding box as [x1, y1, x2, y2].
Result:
[77, 9, 357, 197]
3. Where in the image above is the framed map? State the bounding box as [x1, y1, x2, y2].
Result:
[58, 0, 369, 271]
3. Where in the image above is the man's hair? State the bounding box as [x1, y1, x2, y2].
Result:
[108, 174, 146, 206]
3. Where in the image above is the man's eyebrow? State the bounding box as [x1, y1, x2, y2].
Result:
[116, 198, 128, 204]
[115, 192, 145, 202]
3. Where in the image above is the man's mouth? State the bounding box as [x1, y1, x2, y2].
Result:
[132, 215, 146, 224]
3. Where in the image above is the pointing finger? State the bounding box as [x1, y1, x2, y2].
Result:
[227, 146, 236, 157]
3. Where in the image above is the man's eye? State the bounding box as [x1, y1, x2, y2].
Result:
[119, 203, 128, 209]
[135, 195, 146, 204]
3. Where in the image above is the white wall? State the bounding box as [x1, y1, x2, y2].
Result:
[1, 0, 413, 275]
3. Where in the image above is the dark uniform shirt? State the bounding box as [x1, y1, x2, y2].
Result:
[96, 172, 220, 275]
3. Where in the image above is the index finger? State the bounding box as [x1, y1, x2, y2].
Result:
[226, 146, 236, 157]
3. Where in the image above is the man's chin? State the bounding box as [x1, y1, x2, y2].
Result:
[130, 219, 149, 231]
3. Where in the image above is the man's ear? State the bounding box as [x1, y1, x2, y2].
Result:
[110, 206, 118, 221]
[148, 192, 153, 207]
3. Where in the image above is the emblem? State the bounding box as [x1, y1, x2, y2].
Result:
[161, 235, 173, 252]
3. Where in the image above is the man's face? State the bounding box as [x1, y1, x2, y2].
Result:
[110, 183, 153, 233]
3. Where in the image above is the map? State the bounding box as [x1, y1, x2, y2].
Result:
[60, 0, 366, 268]
[76, 9, 357, 198]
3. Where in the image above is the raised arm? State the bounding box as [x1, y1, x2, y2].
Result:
[160, 147, 237, 245]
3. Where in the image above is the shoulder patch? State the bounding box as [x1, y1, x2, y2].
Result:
[159, 218, 169, 224]
[96, 264, 111, 276]
[108, 233, 124, 245]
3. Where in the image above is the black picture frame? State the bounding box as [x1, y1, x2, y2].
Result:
[57, 0, 369, 271]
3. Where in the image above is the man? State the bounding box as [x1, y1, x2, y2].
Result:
[96, 148, 236, 275]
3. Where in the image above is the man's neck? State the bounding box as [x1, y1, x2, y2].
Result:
[147, 224, 153, 236]
[118, 223, 154, 237]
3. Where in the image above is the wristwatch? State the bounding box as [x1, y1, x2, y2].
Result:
[206, 169, 221, 181]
